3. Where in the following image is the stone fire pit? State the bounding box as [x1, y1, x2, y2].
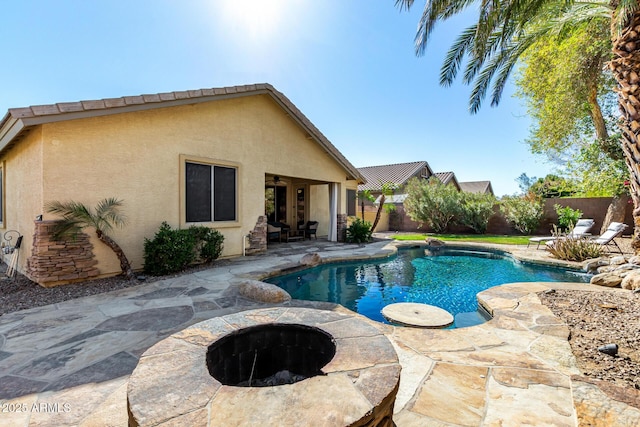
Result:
[127, 307, 401, 426]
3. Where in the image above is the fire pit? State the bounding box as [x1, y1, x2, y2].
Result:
[127, 307, 400, 426]
[207, 323, 336, 387]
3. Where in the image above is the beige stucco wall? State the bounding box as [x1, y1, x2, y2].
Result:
[3, 95, 358, 277]
[0, 128, 44, 272]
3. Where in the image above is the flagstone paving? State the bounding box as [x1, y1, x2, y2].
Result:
[0, 239, 638, 426]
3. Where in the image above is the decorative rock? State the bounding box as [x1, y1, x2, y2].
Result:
[597, 344, 619, 356]
[597, 266, 617, 274]
[590, 273, 623, 288]
[621, 270, 640, 290]
[238, 280, 291, 303]
[628, 255, 640, 265]
[584, 259, 609, 273]
[425, 238, 444, 247]
[382, 302, 454, 328]
[299, 253, 321, 267]
[610, 256, 627, 266]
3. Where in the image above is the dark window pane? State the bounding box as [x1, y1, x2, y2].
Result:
[186, 162, 212, 222]
[214, 166, 236, 221]
[347, 189, 356, 217]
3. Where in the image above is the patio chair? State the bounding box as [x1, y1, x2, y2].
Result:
[528, 218, 595, 249]
[305, 221, 318, 240]
[267, 221, 291, 243]
[589, 222, 628, 254]
[267, 223, 283, 243]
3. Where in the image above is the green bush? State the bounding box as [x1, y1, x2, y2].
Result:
[499, 196, 544, 234]
[346, 218, 372, 244]
[404, 177, 462, 233]
[458, 192, 497, 233]
[546, 229, 603, 261]
[554, 204, 582, 231]
[144, 222, 224, 275]
[188, 226, 224, 262]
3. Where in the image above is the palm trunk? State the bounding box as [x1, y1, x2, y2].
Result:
[610, 9, 640, 252]
[371, 194, 385, 232]
[96, 230, 135, 280]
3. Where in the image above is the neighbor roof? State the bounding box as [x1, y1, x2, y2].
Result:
[433, 171, 460, 190]
[459, 181, 494, 195]
[357, 161, 433, 191]
[0, 83, 364, 182]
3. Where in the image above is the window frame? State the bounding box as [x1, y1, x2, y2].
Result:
[180, 155, 240, 227]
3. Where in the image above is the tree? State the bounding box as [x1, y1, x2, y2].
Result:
[46, 198, 135, 280]
[358, 182, 397, 232]
[458, 191, 497, 233]
[515, 24, 619, 160]
[404, 177, 462, 232]
[397, 0, 640, 250]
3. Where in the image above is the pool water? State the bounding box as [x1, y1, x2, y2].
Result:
[265, 247, 591, 328]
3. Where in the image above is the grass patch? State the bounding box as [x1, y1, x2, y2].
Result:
[391, 233, 531, 245]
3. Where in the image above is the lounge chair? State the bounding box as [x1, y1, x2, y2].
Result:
[589, 222, 628, 253]
[528, 218, 595, 249]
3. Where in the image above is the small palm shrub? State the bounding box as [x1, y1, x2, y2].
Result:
[144, 222, 224, 275]
[546, 227, 603, 261]
[346, 218, 372, 244]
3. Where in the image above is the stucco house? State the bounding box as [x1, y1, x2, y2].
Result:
[0, 83, 364, 286]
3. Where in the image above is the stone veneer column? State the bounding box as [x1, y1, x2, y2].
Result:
[245, 216, 267, 255]
[336, 213, 347, 242]
[25, 220, 99, 287]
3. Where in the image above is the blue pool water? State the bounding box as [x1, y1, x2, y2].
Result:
[265, 247, 591, 328]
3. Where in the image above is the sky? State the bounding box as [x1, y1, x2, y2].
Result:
[0, 0, 556, 196]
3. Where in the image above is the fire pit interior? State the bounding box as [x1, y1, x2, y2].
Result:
[206, 323, 336, 387]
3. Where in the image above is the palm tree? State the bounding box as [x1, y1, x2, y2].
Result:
[397, 0, 640, 250]
[46, 197, 135, 279]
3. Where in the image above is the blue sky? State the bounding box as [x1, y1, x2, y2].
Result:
[0, 0, 554, 196]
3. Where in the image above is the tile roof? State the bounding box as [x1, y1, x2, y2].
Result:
[357, 161, 432, 191]
[434, 171, 457, 187]
[0, 83, 364, 182]
[459, 181, 494, 195]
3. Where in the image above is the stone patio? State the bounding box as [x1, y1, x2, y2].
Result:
[0, 238, 639, 426]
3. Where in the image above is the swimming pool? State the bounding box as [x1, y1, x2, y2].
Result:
[265, 246, 592, 328]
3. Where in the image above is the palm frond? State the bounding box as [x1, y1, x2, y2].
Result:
[440, 24, 477, 86]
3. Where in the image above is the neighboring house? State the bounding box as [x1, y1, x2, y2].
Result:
[459, 180, 494, 195]
[357, 161, 493, 232]
[433, 171, 461, 191]
[0, 83, 364, 286]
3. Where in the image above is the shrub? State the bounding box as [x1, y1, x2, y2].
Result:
[144, 222, 225, 275]
[458, 192, 497, 233]
[499, 196, 544, 234]
[554, 204, 582, 231]
[188, 226, 224, 262]
[546, 228, 603, 261]
[346, 218, 372, 244]
[144, 222, 196, 275]
[404, 177, 462, 233]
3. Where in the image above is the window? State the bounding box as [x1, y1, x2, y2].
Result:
[347, 189, 356, 217]
[186, 162, 236, 222]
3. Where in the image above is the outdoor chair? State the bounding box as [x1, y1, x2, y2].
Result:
[528, 218, 595, 249]
[267, 221, 291, 243]
[267, 223, 282, 242]
[589, 222, 628, 254]
[305, 221, 318, 240]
